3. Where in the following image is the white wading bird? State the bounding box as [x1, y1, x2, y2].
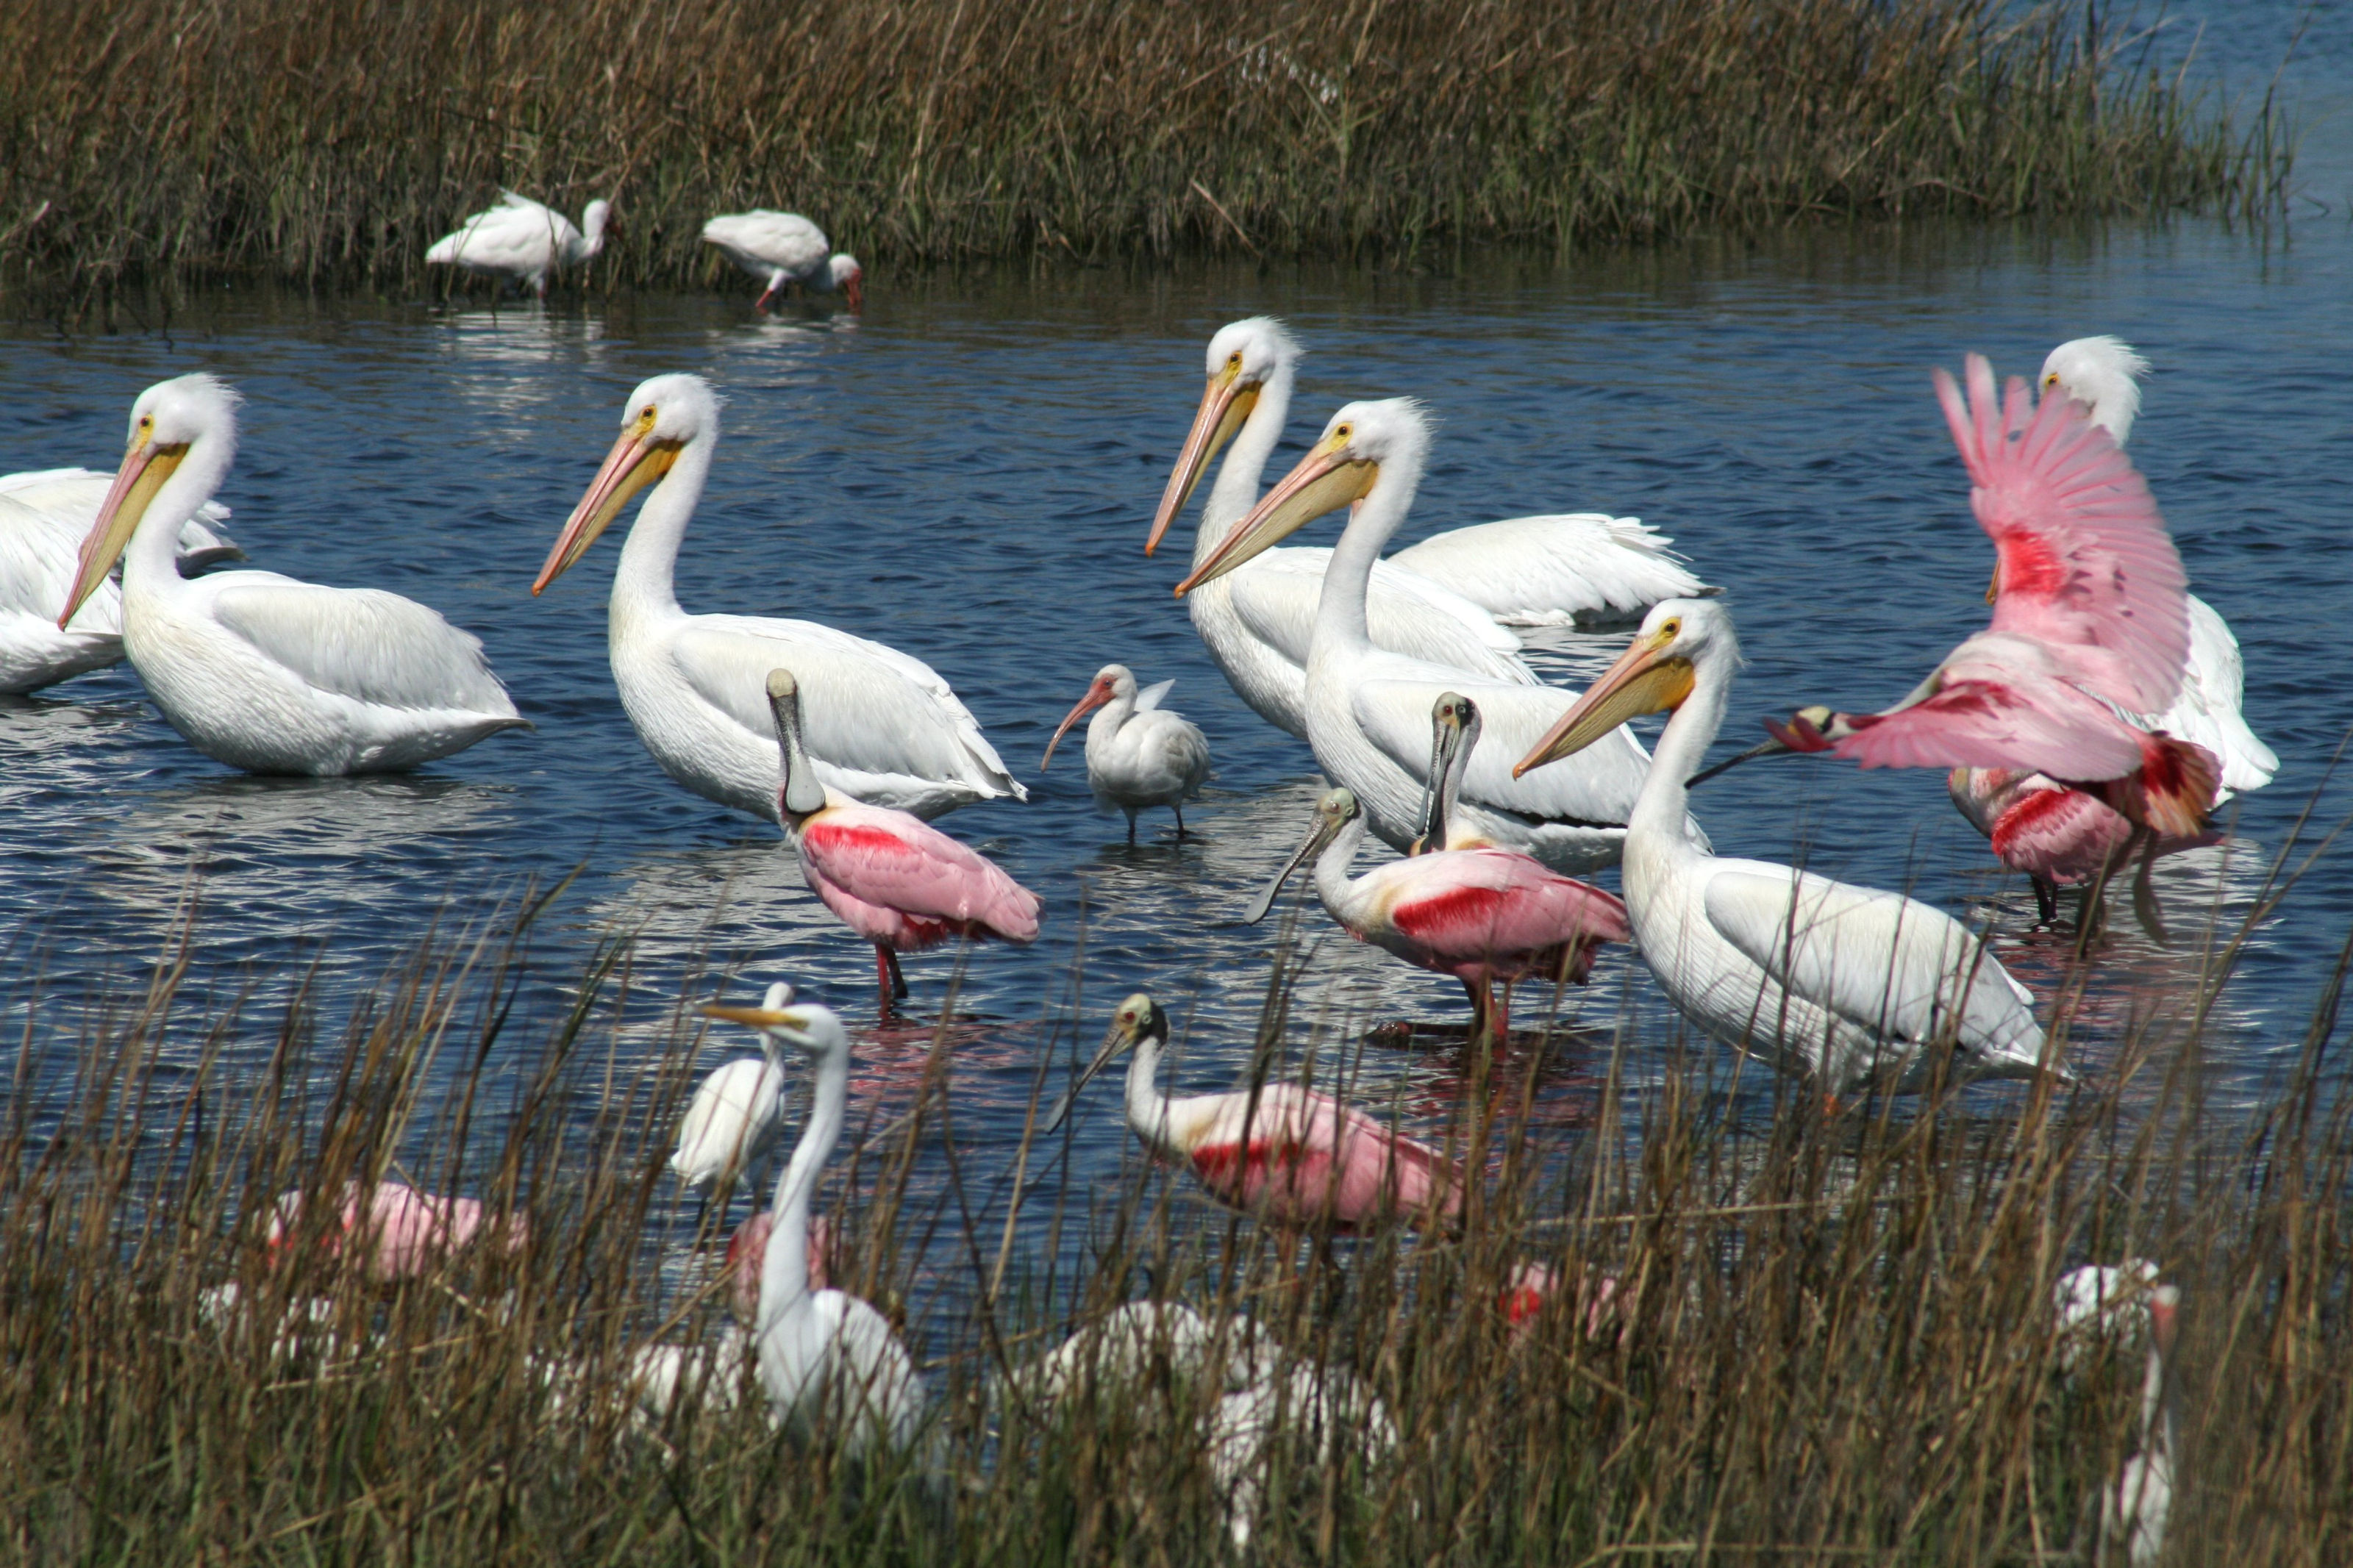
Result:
[1147, 318, 1539, 742]
[56, 376, 526, 775]
[699, 992, 927, 1456]
[2099, 1281, 2179, 1566]
[1, 467, 240, 694]
[670, 1043, 789, 1196]
[699, 211, 864, 313]
[1040, 662, 1211, 840]
[425, 191, 612, 296]
[535, 374, 1022, 820]
[1178, 398, 1666, 873]
[1513, 599, 2057, 1093]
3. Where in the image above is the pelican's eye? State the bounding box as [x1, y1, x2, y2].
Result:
[2041, 373, 2059, 390]
[1660, 618, 1682, 639]
[1227, 351, 1243, 370]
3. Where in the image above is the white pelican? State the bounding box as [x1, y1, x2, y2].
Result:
[699, 212, 863, 313]
[1148, 317, 1538, 741]
[425, 191, 612, 296]
[1040, 662, 1211, 840]
[1179, 398, 1665, 873]
[57, 376, 526, 774]
[535, 375, 1022, 820]
[1, 467, 238, 695]
[1514, 599, 2056, 1093]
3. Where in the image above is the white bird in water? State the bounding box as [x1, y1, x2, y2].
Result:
[1514, 599, 2057, 1093]
[56, 375, 527, 775]
[425, 191, 612, 296]
[670, 1029, 790, 1198]
[1148, 317, 1540, 742]
[535, 374, 1022, 820]
[1040, 663, 1211, 841]
[700, 211, 864, 313]
[1179, 398, 1664, 873]
[699, 992, 927, 1456]
[1, 467, 240, 695]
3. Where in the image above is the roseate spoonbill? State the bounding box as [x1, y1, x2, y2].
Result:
[1513, 600, 2056, 1093]
[425, 191, 611, 296]
[1178, 397, 1669, 873]
[54, 376, 526, 773]
[1945, 765, 2216, 928]
[699, 212, 864, 313]
[1145, 317, 1538, 742]
[1040, 663, 1212, 840]
[1041, 993, 1461, 1231]
[1210, 1358, 1399, 1550]
[2100, 1284, 2179, 1565]
[1499, 1262, 1622, 1339]
[1246, 787, 1628, 1037]
[767, 668, 1041, 1015]
[726, 1210, 834, 1328]
[536, 374, 1022, 820]
[1, 467, 238, 694]
[700, 993, 926, 1454]
[265, 1181, 526, 1281]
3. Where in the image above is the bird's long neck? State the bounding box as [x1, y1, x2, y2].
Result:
[1086, 690, 1137, 756]
[611, 434, 714, 623]
[1311, 817, 1373, 920]
[761, 1039, 844, 1322]
[1317, 450, 1421, 657]
[578, 206, 610, 261]
[1195, 360, 1296, 572]
[122, 429, 236, 602]
[1123, 1035, 1183, 1161]
[1634, 655, 1727, 847]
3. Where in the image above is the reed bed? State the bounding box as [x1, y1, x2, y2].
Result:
[1, 883, 2347, 1567]
[0, 0, 2288, 296]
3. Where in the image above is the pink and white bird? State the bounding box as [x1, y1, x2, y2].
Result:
[265, 1181, 525, 1283]
[766, 667, 1042, 1016]
[1246, 776, 1629, 1038]
[1043, 993, 1460, 1233]
[724, 1209, 832, 1328]
[1040, 662, 1212, 842]
[699, 211, 863, 313]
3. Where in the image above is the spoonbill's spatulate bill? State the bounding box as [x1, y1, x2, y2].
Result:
[699, 211, 863, 312]
[1178, 397, 1668, 873]
[1043, 994, 1460, 1233]
[535, 374, 1023, 821]
[699, 995, 926, 1456]
[1515, 600, 2057, 1094]
[767, 669, 1041, 1017]
[1040, 662, 1211, 841]
[57, 375, 527, 776]
[1147, 317, 1538, 742]
[425, 191, 611, 296]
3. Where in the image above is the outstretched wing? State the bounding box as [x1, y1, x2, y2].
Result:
[1936, 353, 2187, 712]
[207, 576, 518, 717]
[1831, 667, 2146, 781]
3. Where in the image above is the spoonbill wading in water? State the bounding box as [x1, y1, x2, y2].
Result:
[1178, 397, 1674, 873]
[767, 669, 1041, 1017]
[57, 375, 527, 774]
[1147, 318, 1539, 742]
[699, 211, 864, 312]
[536, 374, 1022, 821]
[1040, 662, 1211, 841]
[699, 993, 926, 1456]
[1043, 994, 1461, 1233]
[425, 191, 612, 296]
[1515, 600, 2059, 1095]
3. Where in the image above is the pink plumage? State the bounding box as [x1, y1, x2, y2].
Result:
[265, 1181, 524, 1282]
[797, 806, 1042, 951]
[1374, 849, 1631, 987]
[1950, 767, 2220, 908]
[1179, 1083, 1460, 1232]
[725, 1209, 831, 1328]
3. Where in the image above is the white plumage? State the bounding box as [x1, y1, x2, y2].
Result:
[0, 467, 239, 694]
[425, 191, 612, 296]
[1389, 511, 1714, 626]
[669, 1054, 788, 1192]
[535, 373, 1022, 820]
[1040, 664, 1211, 840]
[699, 211, 864, 312]
[57, 375, 527, 775]
[1210, 1359, 1399, 1551]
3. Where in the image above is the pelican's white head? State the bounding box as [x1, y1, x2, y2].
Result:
[825, 254, 865, 312]
[535, 373, 721, 593]
[1175, 398, 1428, 594]
[1146, 317, 1301, 554]
[2040, 335, 2148, 445]
[59, 373, 243, 626]
[1040, 663, 1140, 770]
[1513, 598, 1734, 776]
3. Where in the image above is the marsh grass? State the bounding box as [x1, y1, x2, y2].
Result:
[2, 866, 2349, 1567]
[0, 0, 2289, 301]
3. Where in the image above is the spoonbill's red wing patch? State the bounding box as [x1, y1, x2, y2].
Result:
[1935, 353, 2188, 712]
[1990, 784, 2133, 884]
[1388, 854, 1631, 956]
[1188, 1088, 1460, 1229]
[799, 805, 1041, 941]
[1829, 676, 2146, 782]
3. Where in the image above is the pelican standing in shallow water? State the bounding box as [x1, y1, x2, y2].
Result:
[699, 994, 926, 1456]
[1148, 318, 1539, 741]
[1040, 663, 1211, 840]
[57, 376, 526, 774]
[426, 192, 612, 296]
[535, 374, 1023, 820]
[1179, 397, 1665, 873]
[700, 212, 864, 313]
[1515, 600, 2055, 1094]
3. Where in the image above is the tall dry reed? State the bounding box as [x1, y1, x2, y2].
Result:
[0, 0, 2288, 296]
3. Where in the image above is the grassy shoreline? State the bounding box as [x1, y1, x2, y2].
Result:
[0, 0, 2288, 296]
